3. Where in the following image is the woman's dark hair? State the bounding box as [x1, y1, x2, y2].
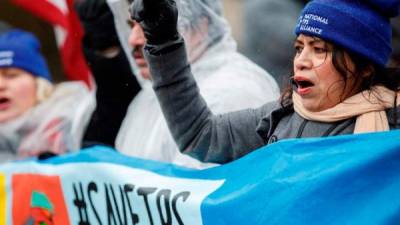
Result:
[280, 41, 400, 110]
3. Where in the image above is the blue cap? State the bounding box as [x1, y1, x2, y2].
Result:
[295, 0, 400, 67]
[0, 29, 52, 81]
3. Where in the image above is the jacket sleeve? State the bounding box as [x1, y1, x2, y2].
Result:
[145, 40, 274, 164]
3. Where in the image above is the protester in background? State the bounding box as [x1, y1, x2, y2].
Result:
[242, 0, 304, 88]
[74, 0, 142, 147]
[130, 0, 400, 164]
[391, 17, 400, 66]
[0, 12, 138, 162]
[0, 29, 95, 162]
[116, 0, 279, 168]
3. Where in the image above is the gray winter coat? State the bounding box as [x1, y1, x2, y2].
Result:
[146, 41, 400, 164]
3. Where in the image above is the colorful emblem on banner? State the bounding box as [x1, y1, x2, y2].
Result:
[12, 174, 70, 225]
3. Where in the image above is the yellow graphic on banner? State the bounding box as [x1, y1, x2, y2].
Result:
[0, 173, 6, 225]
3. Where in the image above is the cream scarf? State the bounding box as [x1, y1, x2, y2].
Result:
[293, 86, 400, 134]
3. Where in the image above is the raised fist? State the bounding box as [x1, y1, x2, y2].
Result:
[130, 0, 179, 45]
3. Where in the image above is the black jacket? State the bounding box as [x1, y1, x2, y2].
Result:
[82, 47, 141, 147]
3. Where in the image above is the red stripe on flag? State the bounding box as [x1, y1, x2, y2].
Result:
[10, 0, 93, 88]
[11, 0, 68, 28]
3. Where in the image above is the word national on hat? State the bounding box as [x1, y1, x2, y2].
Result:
[295, 0, 400, 67]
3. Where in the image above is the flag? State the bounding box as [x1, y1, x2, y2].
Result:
[10, 0, 93, 88]
[1, 130, 400, 224]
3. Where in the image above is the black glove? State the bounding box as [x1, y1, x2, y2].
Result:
[130, 0, 179, 45]
[75, 0, 119, 51]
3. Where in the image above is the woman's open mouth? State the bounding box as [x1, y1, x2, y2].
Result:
[293, 76, 314, 95]
[0, 97, 11, 110]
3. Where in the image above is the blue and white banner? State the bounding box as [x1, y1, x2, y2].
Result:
[0, 130, 400, 225]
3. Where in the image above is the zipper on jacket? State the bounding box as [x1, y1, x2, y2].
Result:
[322, 123, 338, 137]
[296, 119, 308, 138]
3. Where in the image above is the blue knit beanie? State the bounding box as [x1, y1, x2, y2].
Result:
[295, 0, 400, 67]
[0, 29, 52, 81]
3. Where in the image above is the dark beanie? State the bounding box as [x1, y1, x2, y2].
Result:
[295, 0, 400, 66]
[0, 29, 52, 81]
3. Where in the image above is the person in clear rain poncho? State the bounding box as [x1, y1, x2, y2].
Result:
[116, 0, 279, 168]
[0, 29, 95, 162]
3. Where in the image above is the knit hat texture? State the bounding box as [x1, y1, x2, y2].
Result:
[295, 0, 400, 66]
[0, 29, 52, 81]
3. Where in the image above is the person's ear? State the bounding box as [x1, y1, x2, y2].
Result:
[361, 64, 375, 78]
